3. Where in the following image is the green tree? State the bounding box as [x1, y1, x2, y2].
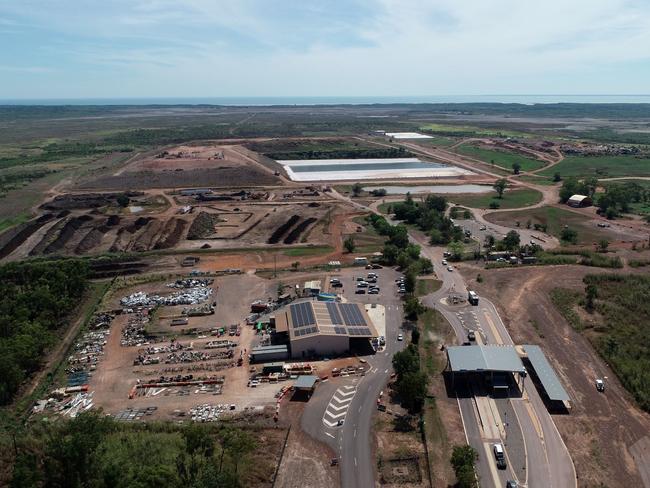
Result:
[503, 230, 520, 251]
[404, 270, 417, 294]
[489, 201, 500, 209]
[393, 415, 415, 432]
[560, 227, 578, 245]
[553, 172, 562, 182]
[585, 284, 598, 312]
[343, 236, 355, 253]
[493, 179, 507, 198]
[392, 345, 420, 377]
[116, 194, 130, 207]
[351, 182, 363, 197]
[598, 239, 609, 252]
[512, 162, 521, 175]
[404, 296, 424, 320]
[448, 240, 464, 261]
[451, 444, 478, 488]
[395, 371, 427, 413]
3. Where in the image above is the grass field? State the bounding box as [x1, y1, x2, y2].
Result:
[455, 143, 546, 172]
[416, 278, 443, 297]
[448, 187, 543, 209]
[483, 206, 615, 244]
[539, 155, 650, 178]
[282, 245, 334, 257]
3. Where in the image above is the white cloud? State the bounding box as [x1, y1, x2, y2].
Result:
[1, 0, 650, 96]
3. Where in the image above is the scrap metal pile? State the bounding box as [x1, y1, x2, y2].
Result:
[167, 278, 214, 289]
[120, 287, 213, 308]
[121, 309, 151, 346]
[67, 329, 110, 373]
[189, 403, 235, 422]
[32, 391, 94, 418]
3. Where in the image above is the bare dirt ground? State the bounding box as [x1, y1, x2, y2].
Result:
[274, 401, 340, 488]
[459, 264, 650, 488]
[91, 273, 281, 418]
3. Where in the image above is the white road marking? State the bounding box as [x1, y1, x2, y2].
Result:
[354, 457, 358, 467]
[325, 432, 335, 439]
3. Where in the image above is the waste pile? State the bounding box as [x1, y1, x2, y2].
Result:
[120, 287, 212, 308]
[168, 278, 213, 289]
[88, 312, 115, 330]
[182, 304, 215, 316]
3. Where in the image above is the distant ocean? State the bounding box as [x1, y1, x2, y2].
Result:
[2, 95, 650, 106]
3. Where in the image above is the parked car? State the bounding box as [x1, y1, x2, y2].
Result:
[355, 289, 366, 294]
[371, 264, 383, 269]
[447, 266, 454, 272]
[506, 481, 518, 488]
[467, 330, 476, 341]
[397, 333, 403, 341]
[331, 282, 343, 288]
[596, 378, 605, 392]
[441, 259, 448, 265]
[368, 289, 379, 295]
[357, 281, 368, 288]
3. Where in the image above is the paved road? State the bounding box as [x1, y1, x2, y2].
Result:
[324, 190, 576, 487]
[414, 234, 576, 488]
[301, 266, 405, 488]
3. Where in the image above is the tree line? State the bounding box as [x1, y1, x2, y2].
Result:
[0, 259, 89, 405]
[6, 412, 260, 488]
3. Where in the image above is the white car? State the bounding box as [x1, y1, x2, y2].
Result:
[397, 333, 403, 341]
[441, 259, 448, 265]
[447, 266, 453, 272]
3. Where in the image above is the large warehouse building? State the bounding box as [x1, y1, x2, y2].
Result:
[273, 301, 377, 358]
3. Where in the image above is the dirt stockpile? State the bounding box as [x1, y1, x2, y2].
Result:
[284, 218, 317, 244]
[42, 192, 142, 210]
[0, 213, 55, 259]
[43, 215, 93, 254]
[267, 215, 300, 244]
[77, 167, 282, 190]
[155, 218, 187, 249]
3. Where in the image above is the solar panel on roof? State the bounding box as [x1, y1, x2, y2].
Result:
[340, 303, 367, 327]
[326, 302, 343, 325]
[334, 326, 347, 335]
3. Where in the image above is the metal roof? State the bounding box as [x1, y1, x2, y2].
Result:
[293, 375, 318, 389]
[251, 345, 288, 355]
[523, 345, 570, 402]
[447, 345, 526, 373]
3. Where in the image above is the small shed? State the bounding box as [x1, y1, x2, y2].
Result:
[303, 280, 322, 296]
[293, 375, 318, 391]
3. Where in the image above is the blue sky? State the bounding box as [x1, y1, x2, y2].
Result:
[1, 0, 650, 99]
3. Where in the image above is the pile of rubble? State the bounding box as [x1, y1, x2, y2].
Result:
[67, 329, 110, 372]
[167, 278, 213, 289]
[120, 287, 213, 308]
[33, 391, 94, 418]
[189, 403, 235, 422]
[88, 312, 115, 330]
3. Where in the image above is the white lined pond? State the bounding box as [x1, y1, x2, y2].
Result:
[279, 158, 473, 182]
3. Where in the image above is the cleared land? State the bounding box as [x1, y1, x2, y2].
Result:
[456, 143, 546, 171]
[483, 206, 630, 244]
